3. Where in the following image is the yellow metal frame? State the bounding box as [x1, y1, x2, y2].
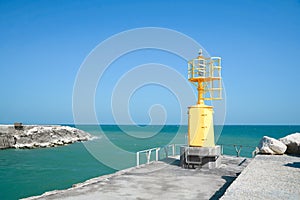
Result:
[188, 55, 222, 102]
[187, 50, 222, 147]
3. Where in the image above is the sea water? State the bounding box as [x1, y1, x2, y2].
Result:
[0, 125, 299, 200]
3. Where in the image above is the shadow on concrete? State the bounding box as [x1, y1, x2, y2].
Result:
[238, 158, 247, 166]
[285, 154, 300, 158]
[284, 162, 300, 168]
[209, 176, 236, 200]
[161, 157, 180, 166]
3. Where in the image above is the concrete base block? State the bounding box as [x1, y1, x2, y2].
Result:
[180, 146, 222, 169]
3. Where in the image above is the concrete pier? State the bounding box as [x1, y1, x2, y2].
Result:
[24, 156, 250, 200]
[221, 154, 300, 200]
[24, 154, 300, 200]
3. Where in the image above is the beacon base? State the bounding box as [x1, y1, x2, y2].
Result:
[180, 145, 221, 169]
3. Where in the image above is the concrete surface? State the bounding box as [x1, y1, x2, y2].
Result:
[24, 156, 250, 200]
[221, 154, 300, 200]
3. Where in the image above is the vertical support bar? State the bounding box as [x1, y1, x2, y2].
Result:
[164, 147, 168, 158]
[146, 149, 152, 164]
[172, 144, 175, 156]
[156, 148, 159, 161]
[136, 152, 139, 166]
[221, 145, 223, 155]
[146, 152, 148, 164]
[234, 145, 242, 157]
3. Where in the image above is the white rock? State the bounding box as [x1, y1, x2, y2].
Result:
[13, 126, 91, 149]
[15, 143, 34, 149]
[279, 133, 300, 154]
[258, 136, 287, 155]
[38, 142, 51, 148]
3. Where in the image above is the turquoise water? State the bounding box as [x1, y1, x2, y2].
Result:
[0, 125, 299, 200]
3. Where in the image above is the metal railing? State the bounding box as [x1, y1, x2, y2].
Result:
[136, 144, 185, 166]
[136, 147, 160, 166]
[163, 144, 175, 158]
[136, 143, 257, 166]
[219, 143, 257, 157]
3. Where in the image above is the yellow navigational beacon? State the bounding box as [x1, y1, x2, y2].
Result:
[187, 49, 222, 147]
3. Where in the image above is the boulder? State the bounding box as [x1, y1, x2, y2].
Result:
[279, 133, 300, 154]
[257, 136, 287, 155]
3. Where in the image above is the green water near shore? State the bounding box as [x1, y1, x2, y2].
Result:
[0, 125, 299, 200]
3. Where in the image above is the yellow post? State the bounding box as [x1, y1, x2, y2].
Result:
[188, 81, 215, 147]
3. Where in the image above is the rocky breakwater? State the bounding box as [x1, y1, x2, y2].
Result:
[0, 125, 92, 149]
[257, 132, 300, 155]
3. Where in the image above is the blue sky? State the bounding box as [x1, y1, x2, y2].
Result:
[0, 0, 300, 125]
